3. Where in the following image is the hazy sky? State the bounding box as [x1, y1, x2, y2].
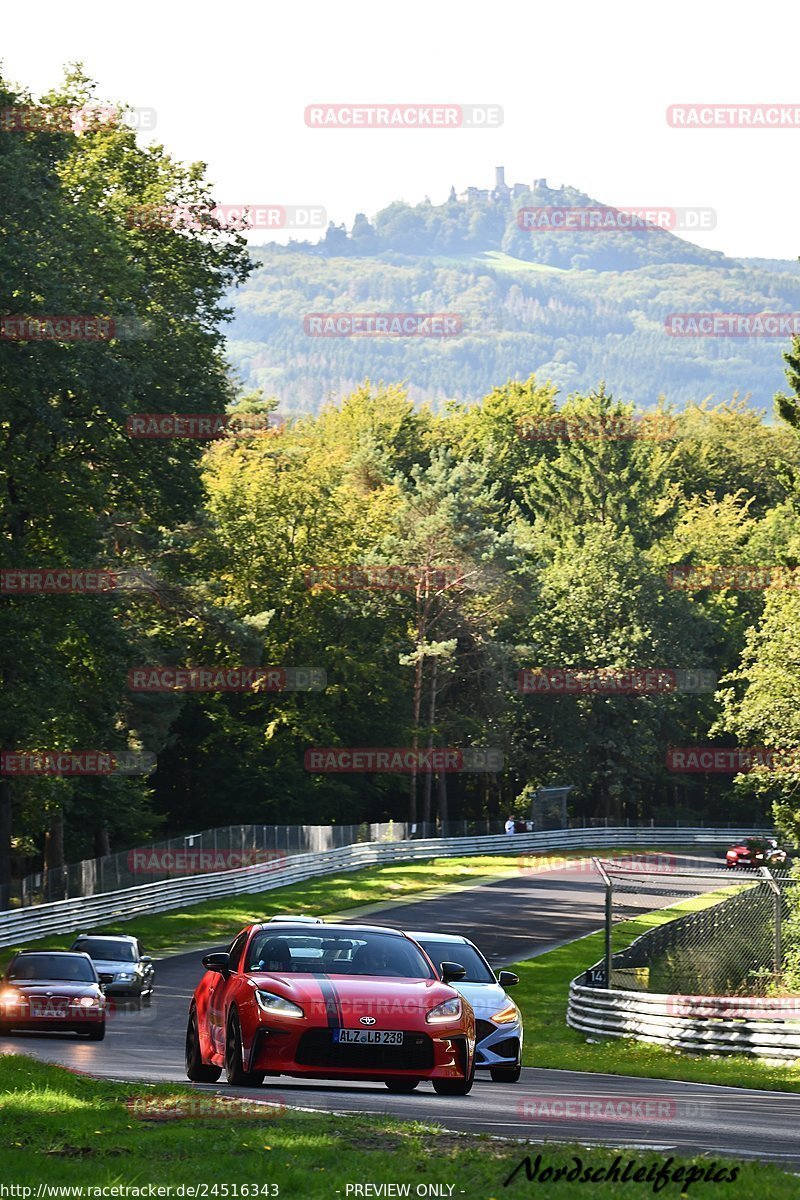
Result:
[3, 0, 797, 259]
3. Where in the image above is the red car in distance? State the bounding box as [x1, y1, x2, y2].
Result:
[186, 922, 476, 1094]
[725, 838, 788, 868]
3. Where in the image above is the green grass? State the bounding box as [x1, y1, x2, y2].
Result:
[1, 1055, 796, 1197]
[3, 855, 525, 961]
[477, 249, 570, 273]
[6, 847, 662, 960]
[12, 846, 796, 1094]
[7, 844, 700, 964]
[512, 888, 800, 1092]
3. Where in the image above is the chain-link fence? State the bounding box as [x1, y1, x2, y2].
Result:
[6, 817, 773, 911]
[588, 855, 799, 997]
[8, 818, 512, 909]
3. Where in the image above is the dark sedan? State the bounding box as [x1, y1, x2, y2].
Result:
[0, 951, 106, 1039]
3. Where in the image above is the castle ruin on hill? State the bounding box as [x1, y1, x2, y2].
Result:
[449, 166, 550, 204]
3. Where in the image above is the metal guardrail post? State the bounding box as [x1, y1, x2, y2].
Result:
[760, 866, 782, 978]
[592, 857, 613, 989]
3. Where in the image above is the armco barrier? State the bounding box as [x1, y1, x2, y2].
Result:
[567, 977, 800, 1060]
[0, 826, 771, 950]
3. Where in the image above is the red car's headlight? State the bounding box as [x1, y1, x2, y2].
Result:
[426, 997, 462, 1023]
[0, 988, 23, 1006]
[255, 990, 304, 1018]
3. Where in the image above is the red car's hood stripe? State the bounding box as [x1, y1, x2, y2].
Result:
[309, 972, 342, 1027]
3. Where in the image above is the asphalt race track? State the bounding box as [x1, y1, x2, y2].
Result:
[3, 854, 800, 1166]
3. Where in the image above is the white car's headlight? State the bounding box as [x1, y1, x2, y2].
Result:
[489, 1000, 519, 1024]
[255, 990, 304, 1018]
[426, 997, 462, 1023]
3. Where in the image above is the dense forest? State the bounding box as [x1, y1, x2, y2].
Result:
[4, 75, 800, 896]
[226, 183, 800, 411]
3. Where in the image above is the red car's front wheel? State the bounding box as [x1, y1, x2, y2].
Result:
[432, 1048, 476, 1096]
[384, 1078, 419, 1092]
[224, 1009, 265, 1088]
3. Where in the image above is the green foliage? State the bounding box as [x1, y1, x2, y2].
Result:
[5, 72, 800, 883]
[226, 229, 800, 412]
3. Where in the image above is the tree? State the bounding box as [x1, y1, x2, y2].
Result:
[0, 68, 252, 893]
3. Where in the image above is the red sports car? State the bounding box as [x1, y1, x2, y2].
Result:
[726, 838, 787, 868]
[186, 922, 476, 1094]
[0, 950, 106, 1039]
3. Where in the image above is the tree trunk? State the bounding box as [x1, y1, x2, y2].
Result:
[409, 654, 423, 826]
[437, 769, 448, 830]
[0, 779, 12, 908]
[94, 825, 111, 858]
[422, 655, 439, 826]
[43, 809, 66, 900]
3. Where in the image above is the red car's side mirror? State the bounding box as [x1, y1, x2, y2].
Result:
[202, 952, 230, 975]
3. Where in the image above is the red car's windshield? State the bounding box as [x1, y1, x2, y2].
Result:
[246, 928, 435, 979]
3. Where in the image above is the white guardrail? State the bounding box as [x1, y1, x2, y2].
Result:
[0, 826, 770, 949]
[567, 980, 800, 1060]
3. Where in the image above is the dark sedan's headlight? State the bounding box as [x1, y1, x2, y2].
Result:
[255, 990, 304, 1018]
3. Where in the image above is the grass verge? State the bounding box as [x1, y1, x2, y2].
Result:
[0, 1055, 796, 1197]
[512, 888, 800, 1091]
[5, 847, 666, 959]
[3, 856, 520, 959]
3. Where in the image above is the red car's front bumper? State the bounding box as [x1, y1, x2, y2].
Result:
[246, 1022, 472, 1081]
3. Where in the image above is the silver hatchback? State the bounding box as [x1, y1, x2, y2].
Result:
[70, 934, 154, 1000]
[407, 930, 522, 1082]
